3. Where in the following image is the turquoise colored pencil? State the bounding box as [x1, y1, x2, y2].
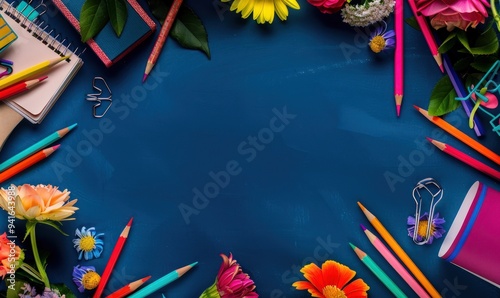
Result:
[350, 243, 407, 298]
[127, 262, 197, 298]
[0, 123, 77, 172]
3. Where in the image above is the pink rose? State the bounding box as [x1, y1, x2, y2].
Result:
[0, 232, 23, 279]
[307, 0, 347, 13]
[416, 0, 490, 31]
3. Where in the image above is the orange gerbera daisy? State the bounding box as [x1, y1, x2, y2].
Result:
[292, 260, 369, 298]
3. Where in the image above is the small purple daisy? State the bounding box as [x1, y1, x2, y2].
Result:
[407, 212, 446, 244]
[369, 22, 396, 53]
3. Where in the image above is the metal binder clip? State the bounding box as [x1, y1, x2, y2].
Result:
[411, 178, 443, 245]
[86, 77, 112, 118]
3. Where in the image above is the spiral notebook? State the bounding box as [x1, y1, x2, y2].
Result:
[0, 0, 83, 124]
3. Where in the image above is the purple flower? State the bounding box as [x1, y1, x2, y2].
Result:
[72, 265, 101, 293]
[368, 22, 395, 53]
[407, 212, 446, 244]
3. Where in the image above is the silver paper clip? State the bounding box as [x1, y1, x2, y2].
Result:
[86, 77, 112, 118]
[411, 178, 443, 245]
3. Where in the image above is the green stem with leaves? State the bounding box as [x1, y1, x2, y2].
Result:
[491, 0, 500, 31]
[20, 263, 43, 282]
[29, 223, 50, 288]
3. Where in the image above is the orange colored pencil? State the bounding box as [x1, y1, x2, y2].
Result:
[414, 105, 500, 166]
[0, 76, 47, 101]
[0, 145, 59, 183]
[93, 218, 134, 298]
[358, 202, 441, 298]
[427, 137, 500, 180]
[105, 276, 151, 298]
[142, 0, 184, 82]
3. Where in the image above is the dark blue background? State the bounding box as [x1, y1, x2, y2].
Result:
[1, 0, 500, 297]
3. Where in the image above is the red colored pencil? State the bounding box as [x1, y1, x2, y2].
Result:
[0, 145, 59, 183]
[142, 0, 183, 82]
[105, 276, 151, 298]
[427, 137, 500, 180]
[394, 0, 404, 117]
[93, 218, 134, 298]
[0, 76, 47, 101]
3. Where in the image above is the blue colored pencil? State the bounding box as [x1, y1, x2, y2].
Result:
[127, 262, 197, 298]
[0, 123, 76, 172]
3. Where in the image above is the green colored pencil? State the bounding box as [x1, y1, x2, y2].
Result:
[127, 262, 197, 298]
[350, 243, 407, 298]
[0, 123, 76, 172]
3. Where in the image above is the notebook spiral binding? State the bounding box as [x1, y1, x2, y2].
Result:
[0, 0, 85, 58]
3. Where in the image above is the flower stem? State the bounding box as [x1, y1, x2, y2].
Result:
[199, 281, 220, 298]
[491, 0, 500, 31]
[20, 263, 43, 282]
[29, 223, 50, 288]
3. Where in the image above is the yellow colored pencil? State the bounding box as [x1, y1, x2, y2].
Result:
[0, 56, 68, 91]
[414, 105, 500, 166]
[357, 201, 441, 298]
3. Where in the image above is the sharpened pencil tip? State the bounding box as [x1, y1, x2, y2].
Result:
[413, 105, 420, 111]
[127, 217, 134, 226]
[39, 76, 48, 82]
[142, 74, 148, 83]
[396, 105, 401, 117]
[360, 224, 366, 231]
[68, 123, 78, 131]
[189, 261, 198, 267]
[425, 137, 433, 143]
[52, 144, 61, 150]
[349, 242, 356, 250]
[357, 201, 365, 210]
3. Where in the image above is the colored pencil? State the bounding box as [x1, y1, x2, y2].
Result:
[414, 105, 500, 166]
[427, 137, 500, 180]
[127, 262, 197, 298]
[0, 76, 47, 101]
[406, 0, 443, 72]
[350, 243, 407, 298]
[0, 123, 76, 172]
[441, 52, 485, 137]
[105, 276, 151, 298]
[93, 218, 134, 298]
[361, 225, 430, 298]
[142, 0, 183, 82]
[395, 0, 404, 116]
[0, 56, 68, 91]
[357, 202, 441, 298]
[0, 145, 59, 183]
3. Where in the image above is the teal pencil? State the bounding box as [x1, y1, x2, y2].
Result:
[350, 243, 407, 298]
[127, 262, 197, 298]
[0, 123, 77, 172]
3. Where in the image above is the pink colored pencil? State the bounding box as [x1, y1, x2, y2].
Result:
[427, 137, 500, 180]
[406, 0, 443, 72]
[361, 225, 431, 298]
[395, 0, 404, 116]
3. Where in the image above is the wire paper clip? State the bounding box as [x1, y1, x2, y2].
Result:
[86, 77, 112, 118]
[0, 59, 13, 78]
[411, 178, 443, 245]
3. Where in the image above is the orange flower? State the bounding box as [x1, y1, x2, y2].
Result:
[292, 260, 369, 298]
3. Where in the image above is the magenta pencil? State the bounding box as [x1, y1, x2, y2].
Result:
[406, 0, 443, 72]
[361, 225, 431, 298]
[428, 137, 500, 180]
[395, 0, 404, 116]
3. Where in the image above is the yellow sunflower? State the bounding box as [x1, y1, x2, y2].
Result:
[221, 0, 300, 24]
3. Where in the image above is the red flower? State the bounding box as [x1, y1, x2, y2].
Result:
[307, 0, 347, 14]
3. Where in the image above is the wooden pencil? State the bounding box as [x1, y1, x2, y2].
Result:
[414, 105, 500, 166]
[105, 276, 151, 298]
[428, 137, 500, 180]
[357, 202, 441, 298]
[0, 76, 47, 101]
[395, 0, 404, 116]
[93, 218, 134, 298]
[0, 145, 59, 183]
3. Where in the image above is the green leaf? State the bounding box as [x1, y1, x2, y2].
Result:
[39, 220, 68, 236]
[405, 17, 420, 31]
[171, 6, 211, 59]
[80, 0, 110, 42]
[24, 221, 37, 242]
[471, 55, 498, 72]
[51, 283, 77, 298]
[469, 26, 499, 55]
[106, 0, 128, 37]
[428, 76, 461, 116]
[453, 56, 474, 73]
[147, 0, 210, 58]
[456, 30, 472, 54]
[438, 32, 456, 54]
